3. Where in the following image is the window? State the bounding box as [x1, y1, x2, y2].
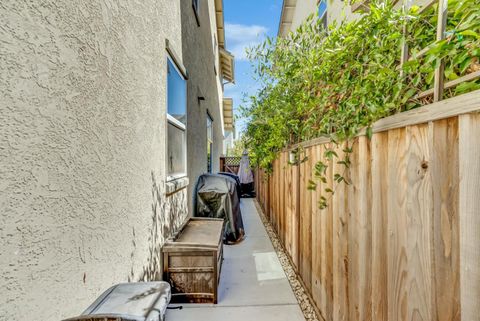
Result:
[192, 0, 200, 26]
[167, 56, 187, 180]
[207, 113, 213, 173]
[318, 0, 327, 29]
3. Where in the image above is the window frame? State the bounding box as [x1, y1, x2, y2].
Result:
[192, 0, 200, 26]
[318, 0, 328, 29]
[166, 55, 187, 182]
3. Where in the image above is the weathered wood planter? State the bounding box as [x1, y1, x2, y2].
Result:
[162, 217, 224, 304]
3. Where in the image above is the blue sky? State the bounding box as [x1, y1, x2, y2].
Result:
[223, 0, 283, 135]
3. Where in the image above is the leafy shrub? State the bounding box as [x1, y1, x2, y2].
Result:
[242, 0, 480, 206]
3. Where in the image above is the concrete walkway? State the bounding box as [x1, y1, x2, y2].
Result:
[166, 198, 306, 321]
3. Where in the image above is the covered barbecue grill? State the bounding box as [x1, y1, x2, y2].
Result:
[217, 171, 241, 200]
[194, 174, 245, 244]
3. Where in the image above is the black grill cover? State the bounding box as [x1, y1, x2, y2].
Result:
[217, 172, 241, 200]
[194, 174, 245, 244]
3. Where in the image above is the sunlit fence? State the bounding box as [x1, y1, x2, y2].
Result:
[255, 90, 480, 321]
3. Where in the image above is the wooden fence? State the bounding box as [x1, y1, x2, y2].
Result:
[255, 90, 480, 321]
[220, 156, 242, 174]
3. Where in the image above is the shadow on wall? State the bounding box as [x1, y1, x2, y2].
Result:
[129, 172, 188, 282]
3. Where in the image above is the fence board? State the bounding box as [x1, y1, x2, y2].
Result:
[285, 151, 294, 258]
[371, 132, 388, 321]
[280, 153, 287, 244]
[357, 136, 372, 321]
[459, 113, 480, 321]
[255, 101, 479, 321]
[292, 160, 300, 270]
[319, 144, 333, 320]
[405, 124, 434, 321]
[347, 141, 359, 321]
[431, 118, 461, 321]
[301, 147, 313, 291]
[325, 145, 334, 321]
[311, 145, 324, 316]
[387, 128, 408, 321]
[332, 143, 349, 321]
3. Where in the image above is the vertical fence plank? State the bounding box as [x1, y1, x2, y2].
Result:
[304, 147, 313, 291]
[431, 118, 461, 321]
[357, 136, 372, 321]
[279, 153, 284, 242]
[281, 151, 287, 243]
[347, 137, 372, 321]
[286, 155, 293, 258]
[292, 159, 300, 270]
[333, 142, 349, 321]
[276, 157, 281, 232]
[371, 132, 389, 321]
[387, 128, 408, 321]
[266, 169, 270, 218]
[347, 139, 360, 321]
[276, 155, 280, 236]
[459, 113, 480, 321]
[406, 124, 434, 321]
[312, 144, 324, 316]
[320, 144, 330, 317]
[325, 144, 334, 321]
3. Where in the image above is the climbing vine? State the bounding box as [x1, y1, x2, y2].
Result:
[242, 0, 480, 208]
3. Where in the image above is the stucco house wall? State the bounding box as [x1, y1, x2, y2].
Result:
[327, 0, 360, 25]
[284, 0, 404, 34]
[0, 1, 189, 320]
[181, 0, 225, 212]
[290, 0, 319, 31]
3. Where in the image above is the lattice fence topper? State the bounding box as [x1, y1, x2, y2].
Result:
[224, 156, 242, 166]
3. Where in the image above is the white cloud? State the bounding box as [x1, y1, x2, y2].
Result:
[225, 23, 268, 61]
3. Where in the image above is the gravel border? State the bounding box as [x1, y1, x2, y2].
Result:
[253, 200, 322, 321]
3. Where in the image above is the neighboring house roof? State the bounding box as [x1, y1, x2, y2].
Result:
[214, 0, 235, 83]
[223, 98, 234, 131]
[278, 0, 298, 37]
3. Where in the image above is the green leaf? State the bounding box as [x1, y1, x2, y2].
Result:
[366, 126, 373, 139]
[455, 81, 480, 95]
[324, 149, 338, 160]
[459, 30, 480, 39]
[307, 179, 318, 190]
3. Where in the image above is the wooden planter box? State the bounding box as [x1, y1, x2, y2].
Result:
[162, 217, 224, 304]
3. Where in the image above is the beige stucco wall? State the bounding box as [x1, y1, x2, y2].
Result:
[290, 0, 319, 31]
[181, 0, 225, 212]
[284, 0, 361, 35]
[327, 0, 361, 26]
[0, 1, 188, 320]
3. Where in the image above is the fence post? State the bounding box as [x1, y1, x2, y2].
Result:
[434, 0, 447, 102]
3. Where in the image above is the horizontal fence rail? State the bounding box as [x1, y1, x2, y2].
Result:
[255, 91, 480, 321]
